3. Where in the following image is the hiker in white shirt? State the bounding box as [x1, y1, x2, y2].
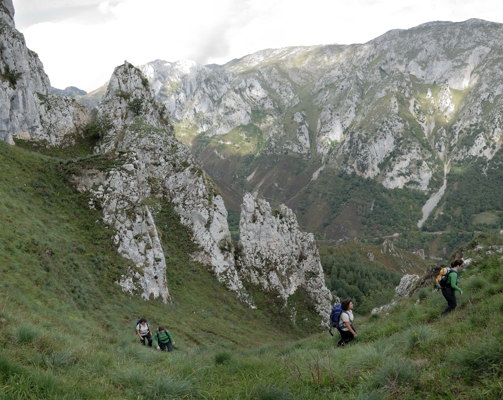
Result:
[136, 318, 153, 347]
[338, 298, 357, 347]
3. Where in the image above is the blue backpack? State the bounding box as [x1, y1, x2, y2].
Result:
[329, 303, 346, 335]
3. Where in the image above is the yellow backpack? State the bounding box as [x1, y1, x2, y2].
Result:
[434, 266, 452, 288]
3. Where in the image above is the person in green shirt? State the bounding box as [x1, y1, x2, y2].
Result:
[441, 259, 463, 316]
[155, 326, 175, 352]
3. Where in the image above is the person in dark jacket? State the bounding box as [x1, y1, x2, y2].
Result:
[155, 326, 175, 352]
[441, 259, 463, 316]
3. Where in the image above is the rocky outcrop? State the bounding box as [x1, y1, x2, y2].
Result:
[394, 274, 421, 297]
[75, 62, 250, 304]
[371, 273, 421, 315]
[0, 0, 14, 25]
[237, 192, 332, 321]
[0, 0, 89, 145]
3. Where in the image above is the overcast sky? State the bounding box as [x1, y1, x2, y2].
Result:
[11, 0, 503, 92]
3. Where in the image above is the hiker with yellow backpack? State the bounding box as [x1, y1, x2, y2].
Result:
[436, 259, 464, 316]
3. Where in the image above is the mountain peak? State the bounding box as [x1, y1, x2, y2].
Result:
[97, 61, 170, 149]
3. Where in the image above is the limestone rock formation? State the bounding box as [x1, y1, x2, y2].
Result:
[370, 273, 421, 315]
[0, 0, 89, 145]
[237, 192, 332, 321]
[394, 274, 421, 298]
[76, 62, 250, 304]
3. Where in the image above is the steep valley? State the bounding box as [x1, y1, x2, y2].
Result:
[2, 0, 503, 397]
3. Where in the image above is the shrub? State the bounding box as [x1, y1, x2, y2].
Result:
[350, 344, 392, 370]
[42, 350, 78, 369]
[484, 284, 500, 296]
[465, 276, 486, 291]
[215, 351, 232, 365]
[15, 324, 41, 344]
[369, 313, 380, 321]
[124, 343, 163, 364]
[251, 385, 294, 400]
[111, 366, 147, 389]
[417, 288, 429, 301]
[2, 370, 59, 399]
[128, 98, 143, 116]
[115, 90, 131, 100]
[34, 334, 60, 355]
[1, 65, 22, 87]
[354, 389, 387, 400]
[82, 115, 113, 141]
[0, 355, 21, 382]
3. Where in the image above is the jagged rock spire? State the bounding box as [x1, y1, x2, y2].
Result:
[238, 192, 332, 322]
[76, 62, 253, 305]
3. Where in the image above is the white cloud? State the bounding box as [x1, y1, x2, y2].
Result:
[12, 0, 503, 91]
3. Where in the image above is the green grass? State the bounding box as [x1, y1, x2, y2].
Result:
[1, 139, 502, 399]
[0, 140, 318, 398]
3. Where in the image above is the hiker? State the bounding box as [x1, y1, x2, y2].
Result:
[338, 298, 357, 347]
[155, 326, 175, 352]
[136, 318, 153, 347]
[440, 259, 463, 316]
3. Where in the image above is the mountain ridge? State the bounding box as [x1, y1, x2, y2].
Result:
[119, 18, 502, 251]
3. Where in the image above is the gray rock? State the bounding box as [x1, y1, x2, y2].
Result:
[76, 62, 251, 304]
[371, 273, 421, 315]
[0, 1, 90, 145]
[237, 192, 332, 322]
[394, 274, 421, 298]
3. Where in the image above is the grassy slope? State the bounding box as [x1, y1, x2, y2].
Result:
[1, 141, 502, 399]
[0, 141, 316, 399]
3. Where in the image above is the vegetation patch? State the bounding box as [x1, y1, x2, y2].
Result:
[0, 65, 22, 87]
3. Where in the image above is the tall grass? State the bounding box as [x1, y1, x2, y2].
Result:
[15, 325, 41, 344]
[447, 336, 503, 382]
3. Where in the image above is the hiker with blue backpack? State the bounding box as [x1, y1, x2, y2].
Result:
[440, 259, 463, 316]
[338, 298, 357, 346]
[329, 298, 357, 346]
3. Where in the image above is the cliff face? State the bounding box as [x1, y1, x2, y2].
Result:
[145, 20, 503, 187]
[238, 193, 332, 321]
[75, 62, 250, 304]
[0, 0, 89, 145]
